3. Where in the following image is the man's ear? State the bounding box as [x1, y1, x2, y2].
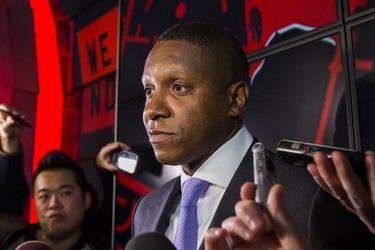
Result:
[83, 191, 92, 210]
[228, 81, 249, 118]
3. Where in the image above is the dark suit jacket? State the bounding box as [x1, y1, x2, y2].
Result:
[0, 152, 29, 215]
[131, 144, 375, 250]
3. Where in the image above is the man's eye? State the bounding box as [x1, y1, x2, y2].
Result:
[172, 84, 187, 92]
[61, 191, 72, 197]
[38, 194, 48, 201]
[144, 87, 153, 96]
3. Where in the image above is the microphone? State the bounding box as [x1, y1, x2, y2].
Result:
[125, 232, 177, 250]
[15, 241, 52, 250]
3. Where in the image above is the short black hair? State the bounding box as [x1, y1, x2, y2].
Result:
[31, 150, 89, 196]
[157, 22, 249, 84]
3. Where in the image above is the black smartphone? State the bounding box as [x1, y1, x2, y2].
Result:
[276, 139, 366, 184]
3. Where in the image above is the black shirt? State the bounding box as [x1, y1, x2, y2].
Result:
[4, 223, 111, 250]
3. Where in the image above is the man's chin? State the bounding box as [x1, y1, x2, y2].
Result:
[44, 223, 69, 238]
[155, 153, 180, 166]
[44, 228, 69, 240]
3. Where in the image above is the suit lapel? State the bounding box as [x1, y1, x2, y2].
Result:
[199, 144, 255, 250]
[209, 145, 254, 228]
[154, 177, 181, 233]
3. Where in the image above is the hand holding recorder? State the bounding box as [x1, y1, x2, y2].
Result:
[308, 150, 375, 234]
[277, 139, 375, 234]
[95, 141, 139, 174]
[204, 182, 313, 250]
[204, 142, 312, 250]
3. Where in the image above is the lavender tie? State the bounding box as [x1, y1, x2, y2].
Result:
[173, 178, 210, 250]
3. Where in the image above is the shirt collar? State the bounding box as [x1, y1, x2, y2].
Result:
[180, 126, 253, 188]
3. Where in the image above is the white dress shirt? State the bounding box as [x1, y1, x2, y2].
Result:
[165, 126, 253, 249]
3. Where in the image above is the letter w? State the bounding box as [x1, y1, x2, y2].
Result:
[86, 40, 97, 73]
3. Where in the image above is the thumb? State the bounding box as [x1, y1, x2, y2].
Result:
[267, 184, 313, 250]
[204, 228, 226, 250]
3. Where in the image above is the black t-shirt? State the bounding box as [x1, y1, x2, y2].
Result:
[5, 223, 110, 250]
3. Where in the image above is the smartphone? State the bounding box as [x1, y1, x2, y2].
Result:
[112, 150, 139, 174]
[276, 139, 366, 184]
[252, 142, 272, 207]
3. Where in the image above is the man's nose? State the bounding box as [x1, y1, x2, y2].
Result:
[143, 91, 170, 121]
[49, 195, 62, 209]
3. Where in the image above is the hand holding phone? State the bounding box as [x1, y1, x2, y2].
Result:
[112, 150, 139, 174]
[276, 139, 367, 185]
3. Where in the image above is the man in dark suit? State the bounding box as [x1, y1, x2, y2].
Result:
[96, 22, 375, 249]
